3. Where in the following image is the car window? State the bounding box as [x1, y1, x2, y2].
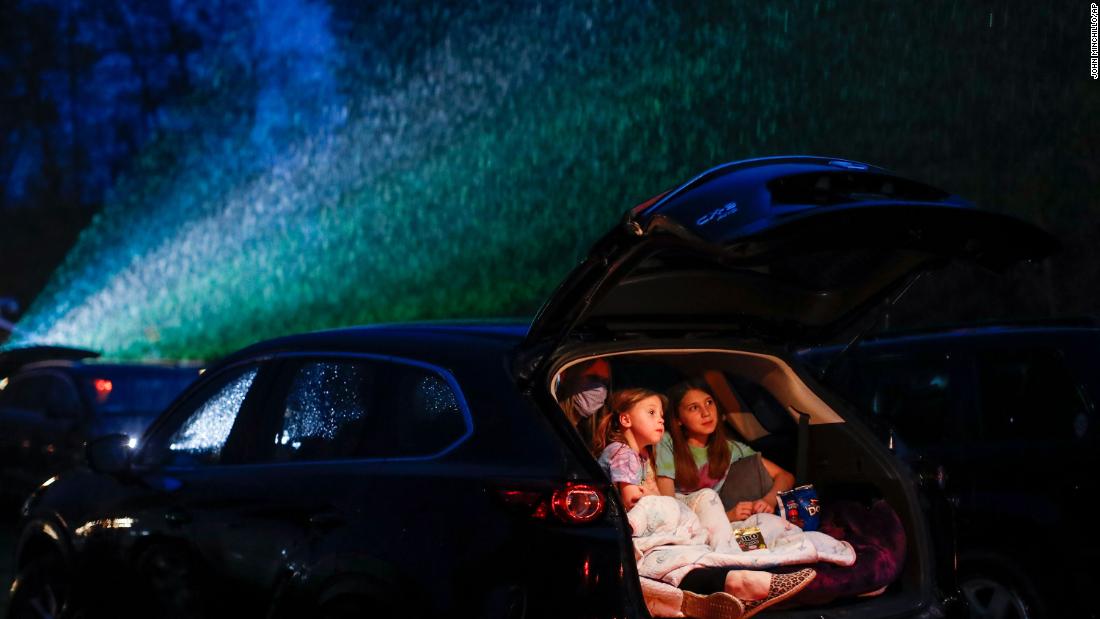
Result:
[145, 365, 260, 467]
[362, 361, 469, 458]
[270, 360, 375, 462]
[727, 374, 796, 434]
[976, 349, 1090, 442]
[846, 355, 961, 447]
[262, 357, 469, 463]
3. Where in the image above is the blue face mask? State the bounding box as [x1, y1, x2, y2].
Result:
[570, 382, 608, 419]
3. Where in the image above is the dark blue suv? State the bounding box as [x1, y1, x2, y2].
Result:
[801, 323, 1100, 619]
[0, 346, 201, 505]
[6, 157, 1057, 619]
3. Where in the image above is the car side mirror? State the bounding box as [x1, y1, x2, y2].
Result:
[86, 433, 134, 475]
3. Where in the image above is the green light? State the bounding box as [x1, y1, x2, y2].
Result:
[11, 2, 1073, 359]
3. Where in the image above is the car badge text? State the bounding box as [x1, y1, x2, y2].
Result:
[697, 202, 738, 226]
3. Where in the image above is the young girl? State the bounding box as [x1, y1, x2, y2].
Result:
[599, 387, 818, 618]
[594, 387, 666, 509]
[657, 378, 795, 522]
[596, 387, 733, 545]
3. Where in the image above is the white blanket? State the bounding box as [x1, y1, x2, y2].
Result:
[628, 494, 855, 587]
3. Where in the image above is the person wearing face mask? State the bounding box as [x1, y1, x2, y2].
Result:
[556, 358, 612, 447]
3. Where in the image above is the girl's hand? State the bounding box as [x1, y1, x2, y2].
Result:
[729, 501, 754, 521]
[751, 499, 773, 514]
[621, 484, 646, 510]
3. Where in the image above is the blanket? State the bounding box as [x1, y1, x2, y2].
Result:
[628, 494, 856, 586]
[775, 499, 907, 606]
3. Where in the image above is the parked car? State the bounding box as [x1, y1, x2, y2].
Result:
[6, 157, 1058, 619]
[0, 346, 202, 504]
[800, 323, 1100, 619]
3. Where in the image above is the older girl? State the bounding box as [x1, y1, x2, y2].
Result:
[657, 378, 795, 522]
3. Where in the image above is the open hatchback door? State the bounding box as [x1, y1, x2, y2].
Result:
[519, 157, 1058, 618]
[523, 156, 1058, 365]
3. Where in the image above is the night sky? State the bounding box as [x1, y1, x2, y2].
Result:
[1, 1, 1096, 359]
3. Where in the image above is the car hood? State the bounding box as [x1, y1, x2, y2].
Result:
[522, 156, 1057, 358]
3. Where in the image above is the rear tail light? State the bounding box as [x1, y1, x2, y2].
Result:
[496, 482, 606, 524]
[92, 378, 113, 403]
[551, 483, 605, 524]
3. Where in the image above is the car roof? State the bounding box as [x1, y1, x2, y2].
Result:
[218, 320, 531, 369]
[801, 321, 1100, 357]
[12, 359, 202, 377]
[0, 345, 99, 377]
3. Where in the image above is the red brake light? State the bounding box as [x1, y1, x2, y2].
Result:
[496, 483, 605, 524]
[551, 483, 605, 524]
[93, 379, 113, 403]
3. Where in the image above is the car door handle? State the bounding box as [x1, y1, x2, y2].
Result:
[307, 511, 345, 529]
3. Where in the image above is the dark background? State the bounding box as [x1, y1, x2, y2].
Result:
[1, 1, 1096, 359]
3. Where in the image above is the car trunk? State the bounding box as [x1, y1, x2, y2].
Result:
[517, 156, 1056, 617]
[548, 345, 945, 618]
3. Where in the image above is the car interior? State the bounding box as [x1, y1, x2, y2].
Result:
[551, 349, 933, 617]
